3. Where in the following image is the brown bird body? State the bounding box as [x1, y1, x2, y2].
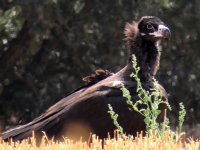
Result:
[1, 16, 170, 142]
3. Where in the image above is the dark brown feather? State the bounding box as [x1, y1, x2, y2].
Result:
[83, 69, 114, 84]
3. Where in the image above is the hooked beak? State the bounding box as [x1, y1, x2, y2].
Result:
[150, 25, 171, 39]
[154, 25, 171, 39]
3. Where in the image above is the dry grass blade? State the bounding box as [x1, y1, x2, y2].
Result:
[0, 132, 199, 150]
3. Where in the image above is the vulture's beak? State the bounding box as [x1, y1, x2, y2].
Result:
[150, 25, 171, 39]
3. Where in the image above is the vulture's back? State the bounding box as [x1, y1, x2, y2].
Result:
[1, 66, 147, 142]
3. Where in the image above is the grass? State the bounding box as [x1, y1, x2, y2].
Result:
[0, 132, 199, 150]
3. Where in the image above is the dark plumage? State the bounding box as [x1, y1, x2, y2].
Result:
[83, 69, 114, 84]
[1, 16, 170, 142]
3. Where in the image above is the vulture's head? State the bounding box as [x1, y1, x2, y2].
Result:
[138, 16, 171, 41]
[124, 16, 171, 47]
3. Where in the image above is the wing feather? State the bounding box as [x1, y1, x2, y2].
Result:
[1, 79, 135, 141]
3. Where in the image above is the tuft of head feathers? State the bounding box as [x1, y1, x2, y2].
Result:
[124, 21, 139, 54]
[124, 16, 158, 54]
[124, 21, 139, 40]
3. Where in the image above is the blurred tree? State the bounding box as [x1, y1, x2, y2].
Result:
[0, 0, 199, 132]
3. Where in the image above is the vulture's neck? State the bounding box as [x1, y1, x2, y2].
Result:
[127, 38, 161, 83]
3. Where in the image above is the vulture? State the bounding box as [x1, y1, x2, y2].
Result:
[1, 16, 171, 142]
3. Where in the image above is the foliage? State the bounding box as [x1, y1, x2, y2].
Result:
[122, 55, 171, 135]
[0, 5, 23, 52]
[178, 102, 186, 134]
[108, 55, 187, 143]
[108, 55, 171, 137]
[0, 6, 21, 33]
[147, 0, 170, 7]
[107, 104, 124, 135]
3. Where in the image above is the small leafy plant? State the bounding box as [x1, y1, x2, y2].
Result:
[107, 104, 124, 135]
[108, 54, 186, 138]
[121, 55, 171, 136]
[178, 102, 186, 134]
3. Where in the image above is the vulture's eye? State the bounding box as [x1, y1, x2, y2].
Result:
[146, 23, 154, 30]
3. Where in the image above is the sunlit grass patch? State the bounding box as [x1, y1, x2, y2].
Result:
[0, 131, 199, 150]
